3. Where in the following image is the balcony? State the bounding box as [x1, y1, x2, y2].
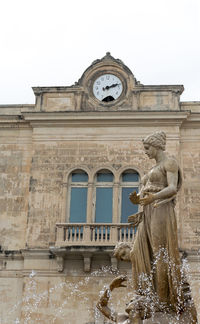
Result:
[55, 223, 135, 247]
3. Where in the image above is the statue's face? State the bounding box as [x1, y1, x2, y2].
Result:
[118, 247, 130, 261]
[143, 143, 157, 159]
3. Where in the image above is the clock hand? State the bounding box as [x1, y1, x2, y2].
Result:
[103, 83, 119, 91]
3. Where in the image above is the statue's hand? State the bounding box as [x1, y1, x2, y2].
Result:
[129, 191, 140, 205]
[128, 212, 143, 225]
[109, 275, 127, 290]
[140, 192, 155, 206]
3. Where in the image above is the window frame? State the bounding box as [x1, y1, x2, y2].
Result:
[66, 169, 89, 223]
[93, 169, 114, 223]
[65, 167, 141, 225]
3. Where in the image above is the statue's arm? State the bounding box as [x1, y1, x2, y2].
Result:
[96, 275, 127, 323]
[154, 157, 178, 200]
[96, 287, 118, 322]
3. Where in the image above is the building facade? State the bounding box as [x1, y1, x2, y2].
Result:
[0, 53, 199, 323]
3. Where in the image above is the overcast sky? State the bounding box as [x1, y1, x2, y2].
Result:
[0, 0, 200, 104]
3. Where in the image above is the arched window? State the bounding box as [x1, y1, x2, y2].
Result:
[120, 169, 140, 223]
[94, 170, 114, 223]
[68, 170, 88, 223]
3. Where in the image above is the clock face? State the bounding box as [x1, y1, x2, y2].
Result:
[93, 74, 123, 102]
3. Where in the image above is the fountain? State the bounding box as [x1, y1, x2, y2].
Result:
[97, 131, 198, 323]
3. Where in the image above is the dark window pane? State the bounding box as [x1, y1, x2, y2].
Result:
[69, 187, 87, 223]
[121, 187, 138, 223]
[97, 172, 113, 182]
[97, 173, 113, 182]
[95, 187, 113, 223]
[122, 172, 139, 182]
[72, 172, 88, 182]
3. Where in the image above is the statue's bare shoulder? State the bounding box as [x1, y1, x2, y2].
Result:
[163, 155, 178, 173]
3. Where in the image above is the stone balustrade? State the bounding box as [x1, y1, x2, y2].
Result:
[55, 223, 135, 247]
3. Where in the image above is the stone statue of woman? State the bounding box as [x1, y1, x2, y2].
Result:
[129, 131, 196, 321]
[97, 131, 197, 323]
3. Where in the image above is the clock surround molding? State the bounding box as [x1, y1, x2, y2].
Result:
[78, 52, 138, 111]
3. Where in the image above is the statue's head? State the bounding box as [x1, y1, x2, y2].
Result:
[113, 242, 131, 261]
[142, 131, 166, 151]
[142, 131, 166, 160]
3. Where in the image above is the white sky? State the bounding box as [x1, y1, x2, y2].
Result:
[0, 0, 200, 104]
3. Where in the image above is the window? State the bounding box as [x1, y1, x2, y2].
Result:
[95, 170, 114, 223]
[120, 170, 139, 223]
[67, 168, 140, 225]
[69, 170, 88, 223]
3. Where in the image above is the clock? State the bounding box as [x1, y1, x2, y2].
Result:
[93, 74, 123, 102]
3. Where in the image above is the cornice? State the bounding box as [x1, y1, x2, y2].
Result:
[22, 111, 189, 128]
[0, 116, 30, 129]
[181, 113, 200, 128]
[180, 101, 200, 106]
[32, 86, 83, 95]
[21, 249, 51, 259]
[32, 84, 184, 96]
[134, 84, 184, 94]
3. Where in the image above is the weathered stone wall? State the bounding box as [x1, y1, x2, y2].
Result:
[0, 277, 23, 323]
[180, 128, 200, 250]
[0, 127, 32, 250]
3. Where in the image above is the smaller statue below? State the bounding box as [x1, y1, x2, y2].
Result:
[97, 243, 197, 323]
[96, 275, 144, 324]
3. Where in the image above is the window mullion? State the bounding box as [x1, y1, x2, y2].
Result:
[87, 182, 94, 223]
[113, 182, 119, 223]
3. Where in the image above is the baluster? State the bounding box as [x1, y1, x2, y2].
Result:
[73, 226, 76, 242]
[127, 226, 130, 242]
[119, 226, 122, 241]
[70, 226, 73, 242]
[64, 226, 67, 242]
[124, 225, 127, 242]
[69, 226, 72, 242]
[78, 225, 81, 241]
[65, 226, 69, 242]
[125, 226, 127, 242]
